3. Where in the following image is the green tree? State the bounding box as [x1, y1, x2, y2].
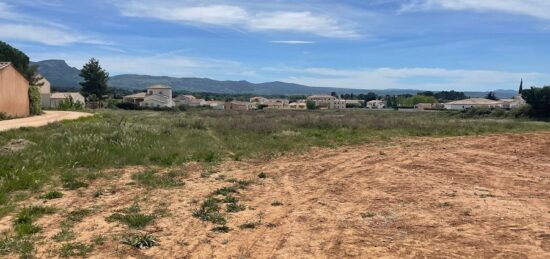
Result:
[522, 86, 550, 118]
[306, 100, 316, 110]
[0, 41, 42, 115]
[80, 58, 109, 100]
[486, 91, 498, 100]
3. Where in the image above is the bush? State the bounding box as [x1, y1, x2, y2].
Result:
[116, 102, 141, 110]
[522, 86, 550, 118]
[306, 100, 316, 110]
[121, 233, 158, 249]
[28, 85, 42, 115]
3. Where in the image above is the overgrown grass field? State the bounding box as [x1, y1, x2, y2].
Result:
[1, 109, 549, 209]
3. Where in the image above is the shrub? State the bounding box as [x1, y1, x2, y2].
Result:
[211, 225, 231, 233]
[107, 212, 154, 229]
[239, 221, 260, 229]
[121, 233, 158, 249]
[226, 203, 246, 213]
[192, 197, 226, 225]
[28, 85, 42, 115]
[258, 172, 267, 179]
[116, 102, 141, 110]
[39, 191, 63, 200]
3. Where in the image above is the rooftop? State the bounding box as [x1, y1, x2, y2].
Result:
[445, 98, 503, 105]
[147, 84, 171, 89]
[124, 92, 146, 98]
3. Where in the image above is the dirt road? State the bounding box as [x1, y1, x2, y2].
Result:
[3, 132, 549, 258]
[0, 111, 92, 132]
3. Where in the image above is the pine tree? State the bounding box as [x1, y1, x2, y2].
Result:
[486, 91, 498, 100]
[79, 58, 109, 100]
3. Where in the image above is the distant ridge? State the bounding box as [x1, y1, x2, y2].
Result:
[31, 59, 518, 98]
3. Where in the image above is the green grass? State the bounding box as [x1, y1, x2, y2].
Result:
[0, 236, 34, 258]
[39, 191, 63, 200]
[1, 109, 548, 206]
[106, 203, 155, 229]
[53, 229, 76, 242]
[59, 242, 93, 257]
[226, 202, 246, 213]
[132, 170, 184, 188]
[13, 206, 56, 237]
[121, 233, 158, 249]
[192, 197, 226, 225]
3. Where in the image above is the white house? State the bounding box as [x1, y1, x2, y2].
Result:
[141, 85, 174, 108]
[49, 92, 86, 108]
[307, 95, 346, 109]
[174, 95, 206, 107]
[122, 92, 146, 105]
[366, 100, 385, 109]
[205, 101, 225, 110]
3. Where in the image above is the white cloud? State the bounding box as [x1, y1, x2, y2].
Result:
[402, 0, 550, 20]
[0, 2, 106, 46]
[268, 66, 549, 91]
[270, 40, 315, 44]
[116, 1, 359, 38]
[0, 24, 87, 46]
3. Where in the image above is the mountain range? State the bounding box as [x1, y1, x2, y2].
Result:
[31, 60, 519, 98]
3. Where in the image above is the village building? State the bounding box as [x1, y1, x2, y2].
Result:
[37, 76, 51, 108]
[344, 100, 365, 108]
[0, 62, 30, 117]
[124, 85, 174, 108]
[307, 95, 346, 109]
[204, 101, 225, 110]
[289, 102, 307, 110]
[250, 97, 290, 109]
[366, 100, 385, 109]
[173, 95, 206, 107]
[122, 92, 146, 105]
[49, 92, 86, 108]
[227, 101, 256, 111]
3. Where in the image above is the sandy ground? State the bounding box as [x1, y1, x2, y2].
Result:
[2, 132, 550, 258]
[0, 111, 92, 132]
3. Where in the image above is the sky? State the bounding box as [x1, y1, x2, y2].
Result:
[1, 0, 550, 91]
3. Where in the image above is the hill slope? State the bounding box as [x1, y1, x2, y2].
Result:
[31, 59, 518, 97]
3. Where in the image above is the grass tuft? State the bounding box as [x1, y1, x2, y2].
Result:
[39, 191, 63, 200]
[132, 170, 184, 188]
[59, 242, 93, 258]
[121, 233, 158, 249]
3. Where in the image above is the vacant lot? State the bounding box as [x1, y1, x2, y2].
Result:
[0, 109, 549, 258]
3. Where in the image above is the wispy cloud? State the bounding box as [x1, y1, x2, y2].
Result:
[0, 1, 107, 46]
[116, 1, 359, 38]
[265, 66, 548, 91]
[401, 0, 550, 20]
[270, 40, 315, 44]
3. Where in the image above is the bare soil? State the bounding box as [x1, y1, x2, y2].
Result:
[0, 111, 92, 132]
[2, 132, 550, 258]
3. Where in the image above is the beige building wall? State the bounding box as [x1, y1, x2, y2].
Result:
[0, 65, 30, 117]
[38, 77, 51, 108]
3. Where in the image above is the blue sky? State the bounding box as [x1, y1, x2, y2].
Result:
[1, 0, 550, 91]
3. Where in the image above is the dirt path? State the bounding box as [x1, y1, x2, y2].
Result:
[3, 132, 549, 258]
[0, 111, 92, 132]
